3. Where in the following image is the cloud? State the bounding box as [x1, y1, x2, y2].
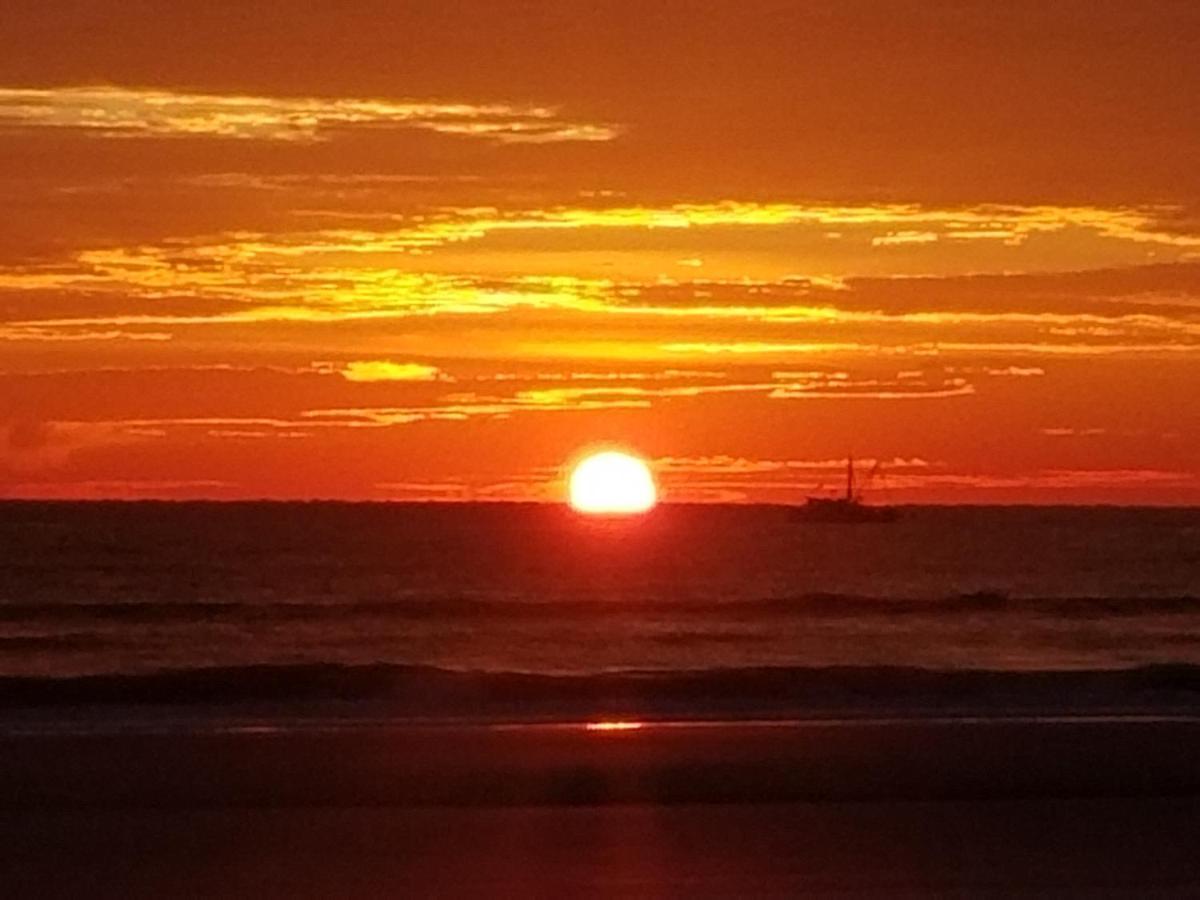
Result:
[663, 342, 876, 355]
[767, 375, 976, 400]
[63, 370, 984, 443]
[205, 429, 310, 440]
[872, 231, 939, 246]
[299, 392, 653, 426]
[0, 418, 124, 472]
[664, 339, 1200, 359]
[982, 366, 1045, 377]
[6, 479, 234, 499]
[475, 369, 727, 382]
[8, 281, 1199, 358]
[374, 481, 471, 499]
[438, 371, 978, 410]
[275, 200, 1200, 253]
[2, 194, 1198, 387]
[655, 455, 933, 474]
[1039, 427, 1108, 437]
[2, 200, 1200, 370]
[318, 360, 449, 383]
[177, 173, 489, 191]
[5, 200, 1200, 315]
[0, 86, 619, 144]
[0, 325, 173, 342]
[883, 469, 1200, 491]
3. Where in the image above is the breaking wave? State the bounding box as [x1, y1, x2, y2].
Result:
[1, 593, 1199, 624]
[3, 662, 1200, 715]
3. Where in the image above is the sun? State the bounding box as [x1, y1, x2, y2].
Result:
[568, 450, 658, 515]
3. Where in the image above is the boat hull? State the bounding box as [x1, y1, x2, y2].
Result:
[790, 500, 899, 523]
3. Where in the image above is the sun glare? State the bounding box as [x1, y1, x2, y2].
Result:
[568, 450, 658, 515]
[584, 720, 645, 732]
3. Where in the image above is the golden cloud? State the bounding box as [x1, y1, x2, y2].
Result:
[325, 360, 448, 383]
[654, 455, 933, 474]
[0, 86, 619, 144]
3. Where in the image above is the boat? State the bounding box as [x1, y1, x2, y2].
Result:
[791, 456, 899, 523]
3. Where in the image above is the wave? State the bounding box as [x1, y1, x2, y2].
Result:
[3, 662, 1200, 713]
[1, 593, 1199, 624]
[0, 633, 106, 653]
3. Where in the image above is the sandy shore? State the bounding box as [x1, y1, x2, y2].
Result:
[3, 800, 1200, 897]
[3, 717, 1200, 896]
[2, 716, 1200, 807]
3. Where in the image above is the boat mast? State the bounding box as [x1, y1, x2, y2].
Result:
[846, 455, 855, 501]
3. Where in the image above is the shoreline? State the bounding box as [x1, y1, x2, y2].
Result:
[3, 716, 1199, 808]
[6, 708, 1200, 735]
[4, 662, 1200, 717]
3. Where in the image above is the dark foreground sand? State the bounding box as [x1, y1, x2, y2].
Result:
[4, 716, 1200, 805]
[2, 717, 1200, 896]
[4, 799, 1200, 898]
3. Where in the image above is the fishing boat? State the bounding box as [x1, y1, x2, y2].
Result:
[791, 456, 899, 523]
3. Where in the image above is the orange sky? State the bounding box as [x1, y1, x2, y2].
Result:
[1, 2, 1198, 504]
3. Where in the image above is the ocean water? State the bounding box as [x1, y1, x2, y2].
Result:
[2, 502, 1199, 690]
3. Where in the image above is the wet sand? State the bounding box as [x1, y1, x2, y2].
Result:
[2, 717, 1200, 896]
[4, 800, 1200, 897]
[3, 716, 1200, 806]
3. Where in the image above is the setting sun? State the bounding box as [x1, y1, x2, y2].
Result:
[568, 451, 658, 515]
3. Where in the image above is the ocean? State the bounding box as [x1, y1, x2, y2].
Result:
[2, 502, 1200, 718]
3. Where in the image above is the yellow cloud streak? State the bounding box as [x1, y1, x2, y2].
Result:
[72, 371, 976, 444]
[329, 360, 447, 382]
[4, 198, 1197, 299]
[655, 455, 933, 474]
[3, 199, 1199, 361]
[2, 197, 1197, 329]
[284, 200, 1200, 251]
[7, 267, 1199, 343]
[662, 340, 1200, 358]
[0, 86, 619, 144]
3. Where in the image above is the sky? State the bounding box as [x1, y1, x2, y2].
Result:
[1, 1, 1198, 504]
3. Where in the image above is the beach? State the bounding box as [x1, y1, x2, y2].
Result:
[3, 718, 1200, 897]
[4, 717, 1200, 807]
[3, 503, 1200, 893]
[6, 800, 1200, 898]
